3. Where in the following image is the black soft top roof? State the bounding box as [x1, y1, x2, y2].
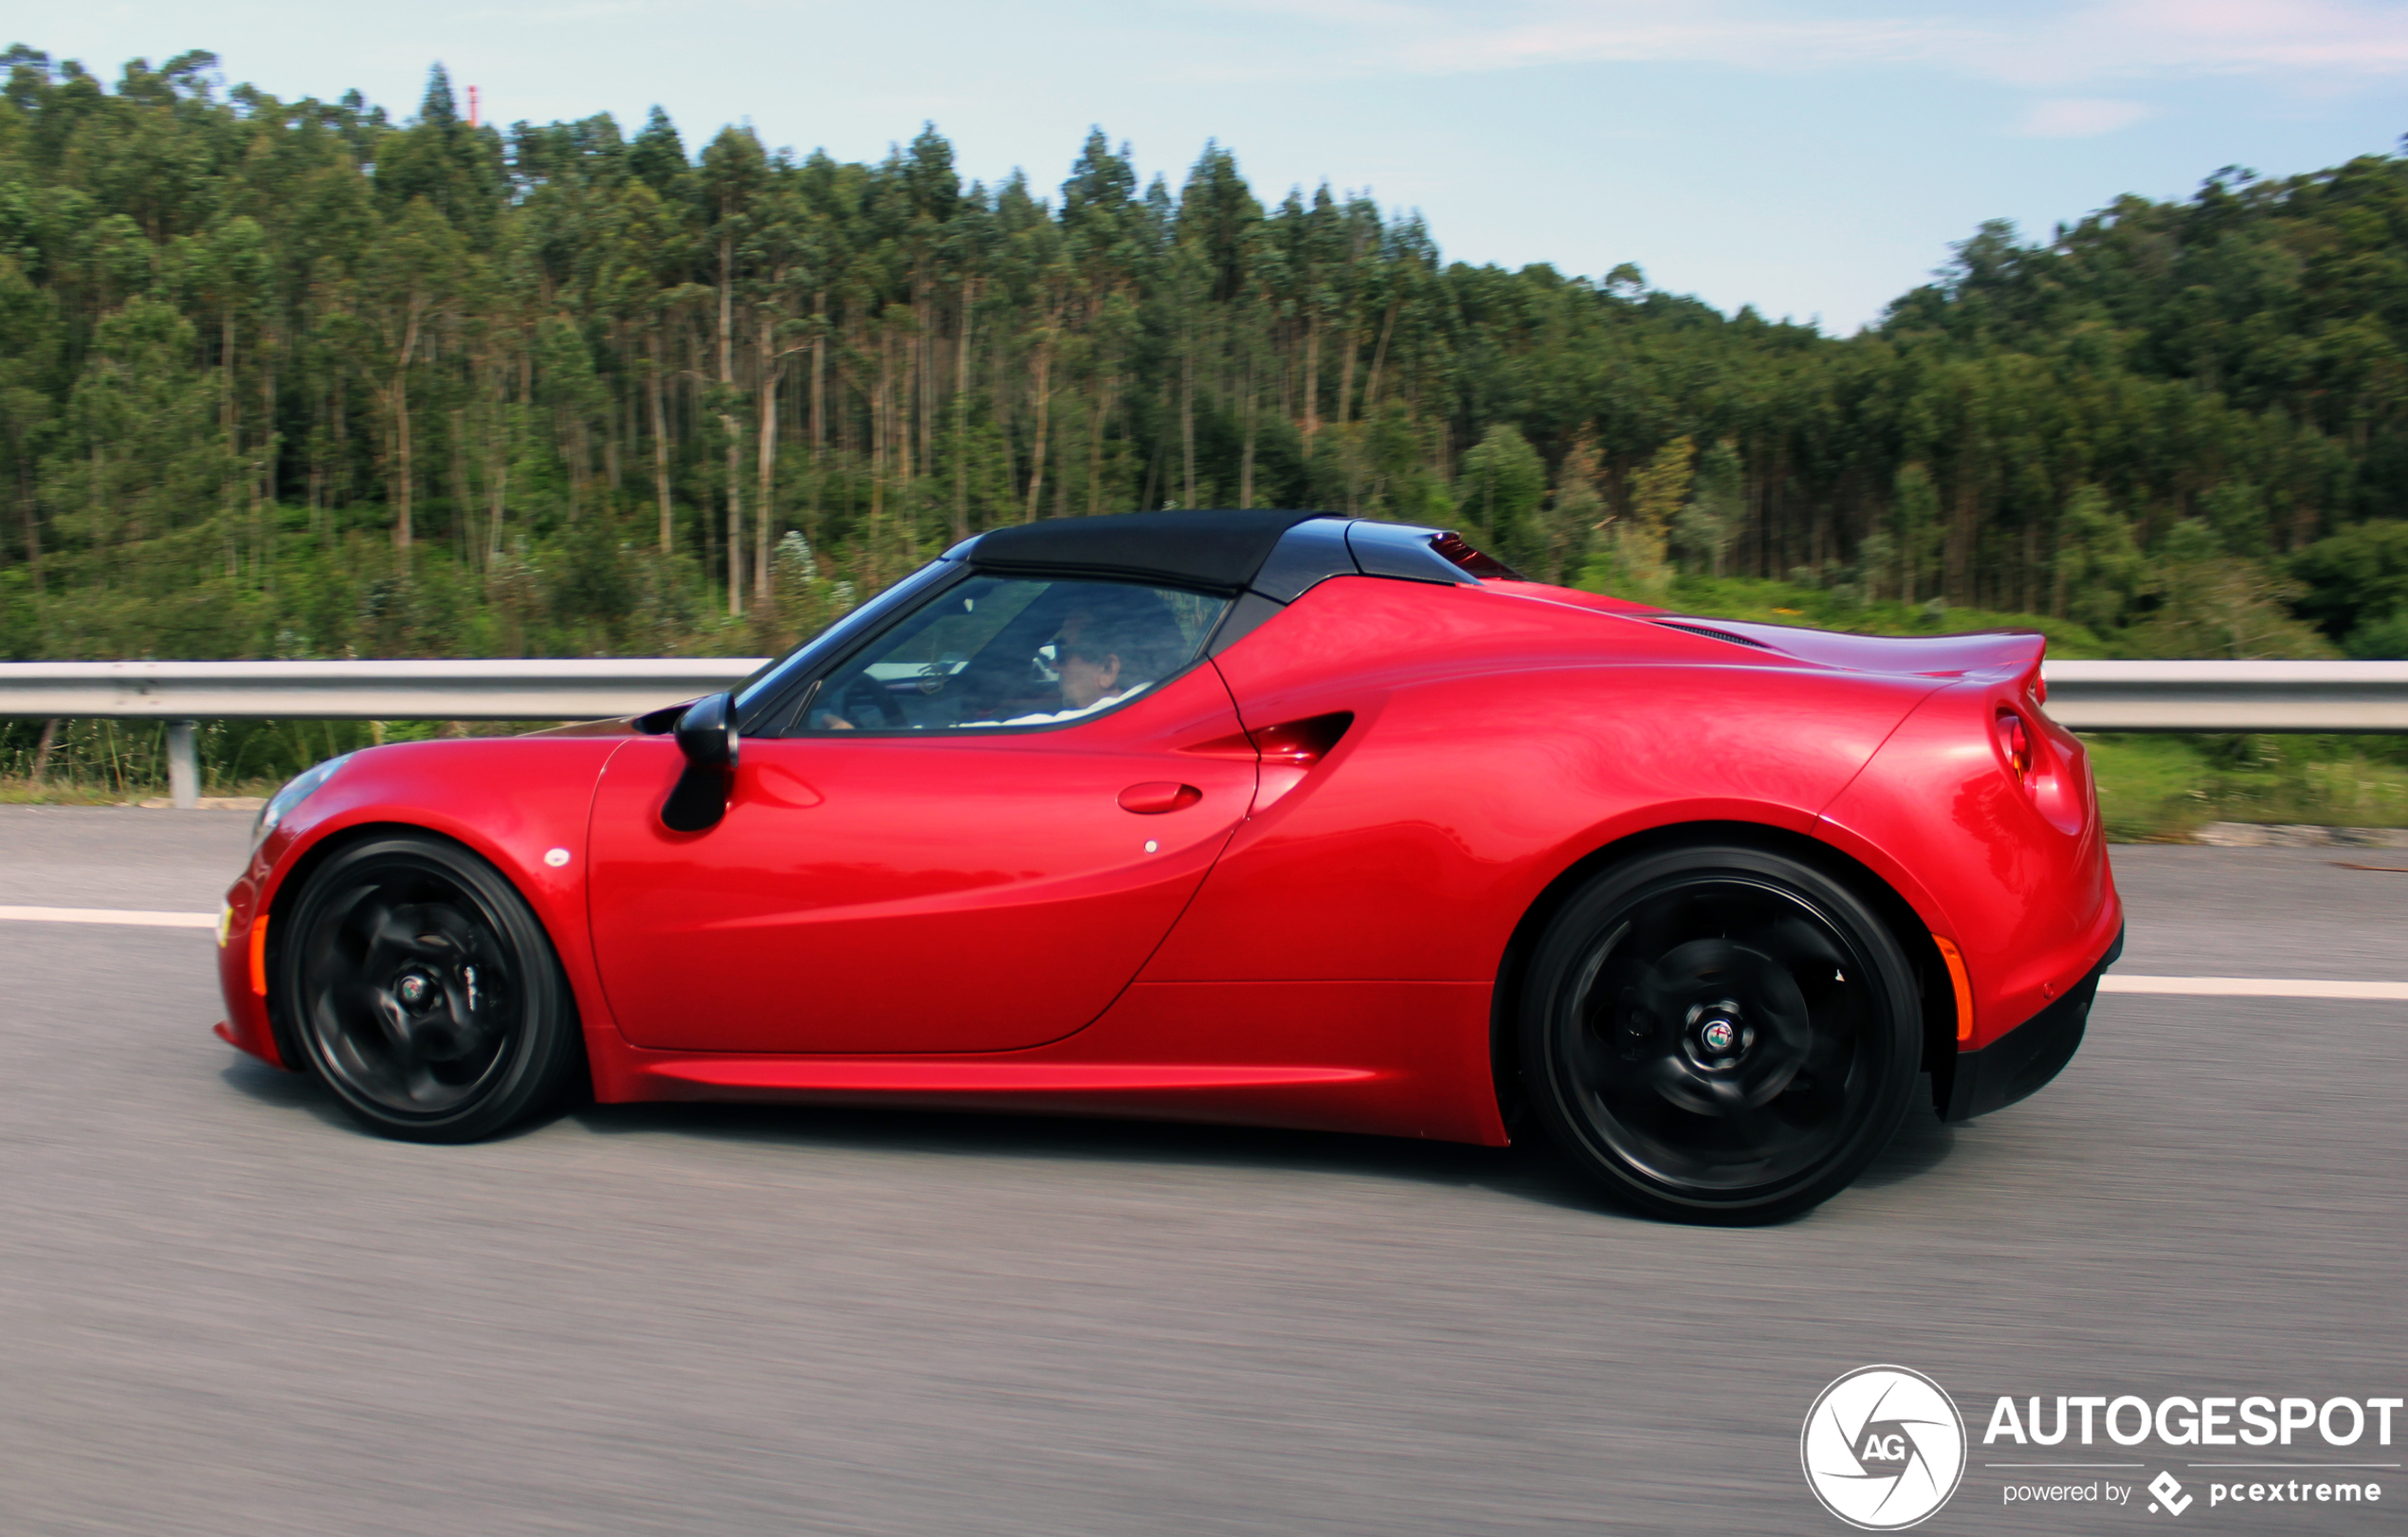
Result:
[967, 509, 1334, 593]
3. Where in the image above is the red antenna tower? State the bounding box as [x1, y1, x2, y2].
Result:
[468, 85, 480, 128]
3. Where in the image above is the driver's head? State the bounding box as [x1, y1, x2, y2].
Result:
[1052, 587, 1182, 709]
[1054, 633, 1122, 709]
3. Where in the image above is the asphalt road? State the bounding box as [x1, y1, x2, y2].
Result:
[3, 805, 2403, 1536]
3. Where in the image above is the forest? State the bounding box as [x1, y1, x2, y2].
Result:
[1, 46, 2406, 825]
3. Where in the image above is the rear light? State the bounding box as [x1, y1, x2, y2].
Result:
[1429, 532, 1523, 580]
[1996, 703, 2090, 836]
[1997, 709, 2032, 786]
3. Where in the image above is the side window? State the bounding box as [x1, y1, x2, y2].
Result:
[793, 576, 1230, 734]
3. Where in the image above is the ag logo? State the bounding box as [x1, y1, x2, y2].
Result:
[1801, 1365, 1967, 1529]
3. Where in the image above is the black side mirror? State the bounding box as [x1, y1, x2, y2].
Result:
[661, 691, 739, 833]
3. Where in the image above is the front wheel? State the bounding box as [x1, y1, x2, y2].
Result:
[280, 833, 583, 1143]
[1519, 844, 1920, 1224]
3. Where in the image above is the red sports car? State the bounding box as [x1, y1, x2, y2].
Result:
[213, 510, 2122, 1222]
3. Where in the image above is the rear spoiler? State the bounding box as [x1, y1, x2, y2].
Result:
[1650, 616, 2048, 696]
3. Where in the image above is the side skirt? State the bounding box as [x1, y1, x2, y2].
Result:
[586, 979, 1512, 1145]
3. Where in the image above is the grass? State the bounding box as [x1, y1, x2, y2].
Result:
[0, 776, 283, 806]
[0, 779, 144, 806]
[2085, 735, 2408, 841]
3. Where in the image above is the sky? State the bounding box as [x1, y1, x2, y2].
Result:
[20, 1, 2408, 332]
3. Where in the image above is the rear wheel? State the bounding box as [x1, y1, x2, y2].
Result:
[281, 833, 582, 1143]
[1519, 844, 1918, 1223]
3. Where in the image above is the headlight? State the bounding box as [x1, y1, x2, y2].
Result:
[251, 753, 356, 853]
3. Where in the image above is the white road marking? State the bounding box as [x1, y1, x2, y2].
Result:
[2103, 975, 2408, 1001]
[0, 906, 217, 929]
[0, 904, 2400, 1002]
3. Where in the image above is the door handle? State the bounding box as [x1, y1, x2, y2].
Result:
[1119, 781, 1203, 814]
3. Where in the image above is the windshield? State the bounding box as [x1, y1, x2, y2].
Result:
[731, 557, 963, 724]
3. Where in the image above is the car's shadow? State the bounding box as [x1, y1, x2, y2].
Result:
[221, 1056, 360, 1130]
[570, 1096, 1624, 1216]
[1852, 1092, 1956, 1188]
[224, 1060, 1957, 1222]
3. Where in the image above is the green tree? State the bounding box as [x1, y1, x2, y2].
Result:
[1458, 423, 1545, 570]
[1614, 434, 1695, 592]
[1671, 438, 1742, 576]
[0, 251, 58, 591]
[1538, 433, 1602, 584]
[353, 195, 466, 554]
[1892, 463, 1943, 607]
[2052, 485, 2145, 631]
[696, 124, 770, 613]
[2129, 519, 2335, 659]
[2289, 521, 2408, 655]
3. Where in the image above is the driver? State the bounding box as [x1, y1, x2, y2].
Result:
[1054, 621, 1136, 712]
[810, 581, 1187, 731]
[972, 590, 1183, 726]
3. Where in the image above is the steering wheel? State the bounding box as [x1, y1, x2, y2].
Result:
[838, 677, 908, 728]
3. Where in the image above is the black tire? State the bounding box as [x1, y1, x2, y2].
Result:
[280, 833, 583, 1144]
[1519, 843, 1919, 1224]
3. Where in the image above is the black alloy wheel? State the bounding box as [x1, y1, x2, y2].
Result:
[1520, 844, 1920, 1224]
[281, 833, 583, 1143]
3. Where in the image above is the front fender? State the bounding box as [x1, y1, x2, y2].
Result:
[219, 737, 634, 1070]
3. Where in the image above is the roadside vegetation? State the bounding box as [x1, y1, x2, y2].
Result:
[2083, 734, 2408, 840]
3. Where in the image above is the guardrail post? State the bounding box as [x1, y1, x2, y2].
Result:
[166, 720, 199, 810]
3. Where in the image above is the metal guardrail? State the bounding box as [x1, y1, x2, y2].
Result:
[2, 657, 2404, 806]
[0, 658, 767, 723]
[2038, 661, 2408, 732]
[4, 657, 2403, 729]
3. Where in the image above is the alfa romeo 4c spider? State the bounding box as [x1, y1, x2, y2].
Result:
[214, 509, 2123, 1222]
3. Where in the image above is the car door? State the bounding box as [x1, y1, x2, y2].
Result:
[586, 574, 1258, 1054]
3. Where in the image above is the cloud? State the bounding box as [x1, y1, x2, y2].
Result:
[2071, 0, 2408, 75]
[1393, 12, 1967, 75]
[2015, 97, 2150, 136]
[1195, 0, 2408, 88]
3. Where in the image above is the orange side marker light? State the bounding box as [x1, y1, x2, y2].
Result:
[1934, 935, 1973, 1043]
[248, 913, 271, 997]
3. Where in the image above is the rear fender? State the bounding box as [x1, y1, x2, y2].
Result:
[1815, 678, 2123, 1063]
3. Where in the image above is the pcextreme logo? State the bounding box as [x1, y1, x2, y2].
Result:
[1802, 1365, 1969, 1530]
